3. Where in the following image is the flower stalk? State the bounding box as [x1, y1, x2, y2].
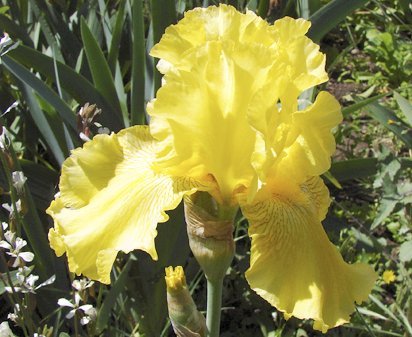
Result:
[205, 278, 224, 337]
[184, 192, 237, 337]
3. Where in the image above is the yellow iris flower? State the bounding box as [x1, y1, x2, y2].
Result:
[47, 4, 376, 332]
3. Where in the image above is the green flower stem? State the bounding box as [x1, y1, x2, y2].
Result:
[206, 277, 224, 337]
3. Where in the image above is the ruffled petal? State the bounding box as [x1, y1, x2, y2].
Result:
[149, 5, 333, 204]
[58, 133, 123, 208]
[150, 5, 275, 73]
[149, 41, 277, 203]
[151, 6, 326, 96]
[273, 17, 328, 97]
[275, 91, 342, 182]
[250, 91, 341, 193]
[240, 176, 376, 332]
[47, 126, 207, 284]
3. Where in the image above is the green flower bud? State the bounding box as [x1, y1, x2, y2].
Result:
[184, 192, 237, 282]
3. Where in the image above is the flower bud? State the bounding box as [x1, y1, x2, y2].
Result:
[165, 266, 206, 337]
[184, 192, 237, 282]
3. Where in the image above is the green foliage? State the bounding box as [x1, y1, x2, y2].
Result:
[332, 0, 412, 98]
[364, 28, 411, 86]
[0, 0, 411, 336]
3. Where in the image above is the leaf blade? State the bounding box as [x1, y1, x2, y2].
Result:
[366, 101, 412, 148]
[131, 0, 146, 125]
[393, 91, 412, 126]
[80, 18, 124, 127]
[7, 45, 124, 131]
[308, 0, 369, 42]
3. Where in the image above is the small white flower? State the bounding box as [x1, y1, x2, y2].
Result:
[0, 33, 19, 56]
[97, 127, 110, 135]
[0, 127, 10, 150]
[80, 316, 91, 325]
[7, 304, 20, 323]
[57, 298, 74, 308]
[0, 232, 14, 250]
[79, 132, 91, 142]
[14, 237, 28, 251]
[11, 251, 34, 267]
[0, 34, 10, 46]
[0, 239, 12, 251]
[4, 231, 14, 244]
[72, 278, 94, 292]
[80, 306, 97, 325]
[2, 200, 22, 217]
[58, 294, 95, 325]
[6, 269, 54, 294]
[0, 230, 34, 268]
[1, 204, 12, 215]
[24, 274, 39, 288]
[6, 314, 16, 324]
[11, 172, 27, 194]
[0, 321, 15, 337]
[3, 237, 34, 268]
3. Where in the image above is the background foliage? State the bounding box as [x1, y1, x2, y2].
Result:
[0, 0, 411, 336]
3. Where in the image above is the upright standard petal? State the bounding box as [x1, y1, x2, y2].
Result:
[47, 126, 206, 284]
[274, 92, 342, 182]
[150, 5, 275, 73]
[249, 91, 341, 195]
[149, 41, 280, 204]
[240, 177, 376, 331]
[149, 4, 333, 204]
[272, 17, 328, 98]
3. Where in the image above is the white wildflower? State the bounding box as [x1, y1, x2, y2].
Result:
[0, 33, 19, 57]
[7, 304, 21, 323]
[0, 34, 11, 46]
[58, 293, 95, 325]
[1, 200, 22, 218]
[5, 237, 33, 268]
[72, 278, 94, 292]
[0, 127, 10, 150]
[79, 132, 91, 142]
[80, 306, 96, 325]
[0, 230, 35, 269]
[5, 268, 54, 294]
[97, 127, 110, 135]
[0, 321, 15, 337]
[11, 172, 27, 194]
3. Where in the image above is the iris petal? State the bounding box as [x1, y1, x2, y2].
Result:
[150, 5, 275, 73]
[273, 17, 328, 97]
[47, 126, 205, 283]
[250, 91, 341, 194]
[149, 42, 278, 203]
[149, 4, 336, 202]
[275, 91, 342, 182]
[241, 177, 376, 331]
